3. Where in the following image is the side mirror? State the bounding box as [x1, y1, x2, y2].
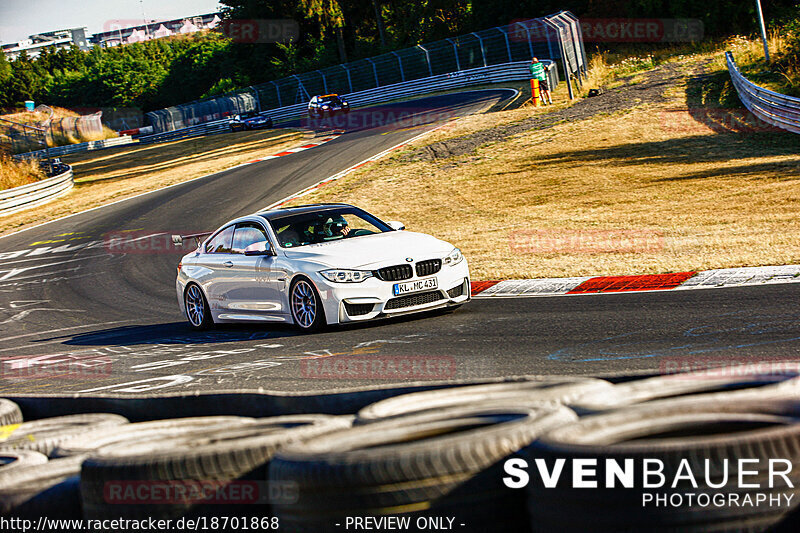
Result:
[386, 221, 405, 231]
[244, 241, 274, 256]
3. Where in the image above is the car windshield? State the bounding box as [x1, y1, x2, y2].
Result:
[321, 96, 341, 105]
[268, 207, 391, 248]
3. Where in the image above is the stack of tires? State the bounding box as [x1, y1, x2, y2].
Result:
[268, 369, 800, 532]
[0, 399, 353, 522]
[0, 366, 799, 532]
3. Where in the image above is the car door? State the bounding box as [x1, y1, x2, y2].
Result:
[223, 222, 283, 318]
[194, 224, 237, 315]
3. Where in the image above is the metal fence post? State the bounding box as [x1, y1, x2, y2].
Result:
[391, 51, 405, 81]
[499, 27, 513, 63]
[418, 44, 433, 76]
[249, 86, 261, 112]
[292, 75, 310, 104]
[515, 22, 534, 58]
[317, 71, 328, 94]
[365, 58, 380, 88]
[471, 33, 488, 67]
[545, 23, 555, 62]
[270, 81, 282, 108]
[446, 38, 461, 71]
[343, 65, 354, 93]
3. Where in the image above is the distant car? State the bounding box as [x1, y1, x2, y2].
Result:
[230, 112, 273, 132]
[174, 203, 470, 332]
[308, 94, 350, 118]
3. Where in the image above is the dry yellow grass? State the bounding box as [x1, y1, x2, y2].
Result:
[0, 128, 310, 235]
[288, 51, 800, 279]
[0, 154, 47, 190]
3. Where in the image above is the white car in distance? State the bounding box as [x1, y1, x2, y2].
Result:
[174, 204, 470, 331]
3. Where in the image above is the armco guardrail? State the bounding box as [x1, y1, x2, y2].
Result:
[135, 60, 557, 144]
[15, 135, 135, 160]
[270, 60, 558, 124]
[136, 120, 231, 144]
[0, 164, 74, 216]
[726, 51, 800, 134]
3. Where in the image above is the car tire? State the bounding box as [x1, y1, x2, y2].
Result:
[269, 405, 576, 532]
[355, 377, 613, 424]
[80, 415, 352, 519]
[523, 400, 800, 533]
[570, 364, 800, 415]
[0, 456, 85, 518]
[51, 416, 257, 458]
[289, 278, 326, 332]
[0, 398, 23, 426]
[0, 414, 129, 457]
[0, 451, 48, 474]
[184, 283, 214, 331]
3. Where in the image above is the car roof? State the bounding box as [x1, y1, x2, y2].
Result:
[257, 203, 355, 220]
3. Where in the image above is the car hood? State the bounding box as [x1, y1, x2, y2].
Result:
[281, 231, 453, 269]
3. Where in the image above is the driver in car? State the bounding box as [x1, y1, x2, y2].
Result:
[323, 215, 350, 238]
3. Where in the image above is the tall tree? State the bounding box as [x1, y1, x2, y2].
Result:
[300, 0, 348, 62]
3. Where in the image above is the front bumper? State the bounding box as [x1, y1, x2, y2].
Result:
[313, 260, 471, 325]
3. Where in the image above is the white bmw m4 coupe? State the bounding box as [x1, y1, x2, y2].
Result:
[175, 204, 470, 331]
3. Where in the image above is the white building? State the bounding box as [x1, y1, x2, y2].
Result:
[2, 28, 90, 60]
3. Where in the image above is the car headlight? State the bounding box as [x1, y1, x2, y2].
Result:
[443, 248, 463, 267]
[322, 105, 329, 109]
[320, 269, 373, 283]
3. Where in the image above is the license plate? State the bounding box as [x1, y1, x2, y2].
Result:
[393, 277, 438, 296]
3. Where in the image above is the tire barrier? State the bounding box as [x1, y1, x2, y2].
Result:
[355, 376, 612, 424]
[0, 413, 128, 456]
[523, 400, 800, 532]
[4, 375, 573, 422]
[2, 370, 800, 530]
[570, 364, 800, 414]
[270, 405, 576, 532]
[51, 416, 259, 458]
[0, 399, 22, 427]
[0, 455, 85, 518]
[0, 451, 48, 474]
[80, 415, 352, 519]
[0, 164, 74, 217]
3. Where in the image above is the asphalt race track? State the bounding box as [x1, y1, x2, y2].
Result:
[1, 89, 799, 396]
